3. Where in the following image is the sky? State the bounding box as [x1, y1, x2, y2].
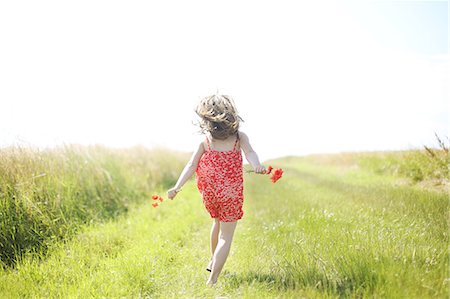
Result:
[0, 0, 448, 161]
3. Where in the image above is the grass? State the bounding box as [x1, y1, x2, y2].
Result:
[0, 146, 448, 298]
[0, 145, 188, 268]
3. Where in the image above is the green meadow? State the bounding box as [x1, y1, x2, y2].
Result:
[0, 145, 448, 298]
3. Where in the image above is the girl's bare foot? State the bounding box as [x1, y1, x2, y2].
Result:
[207, 271, 219, 286]
[206, 278, 217, 286]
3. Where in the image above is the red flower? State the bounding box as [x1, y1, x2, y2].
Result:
[266, 166, 273, 174]
[158, 196, 164, 202]
[270, 168, 283, 183]
[152, 202, 159, 208]
[152, 195, 159, 200]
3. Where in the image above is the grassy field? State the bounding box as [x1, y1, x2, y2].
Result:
[0, 147, 448, 298]
[0, 145, 187, 267]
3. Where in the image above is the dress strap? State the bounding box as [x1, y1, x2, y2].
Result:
[205, 137, 211, 150]
[233, 133, 240, 150]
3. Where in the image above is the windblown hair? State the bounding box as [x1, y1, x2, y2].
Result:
[195, 94, 243, 140]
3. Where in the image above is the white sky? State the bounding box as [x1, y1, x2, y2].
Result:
[0, 0, 448, 161]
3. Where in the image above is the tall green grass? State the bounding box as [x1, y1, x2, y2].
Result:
[357, 149, 449, 183]
[0, 143, 448, 298]
[0, 145, 187, 268]
[302, 147, 449, 185]
[360, 134, 449, 183]
[242, 156, 448, 298]
[0, 151, 447, 298]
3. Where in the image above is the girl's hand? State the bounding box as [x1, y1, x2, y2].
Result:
[254, 165, 266, 174]
[167, 187, 180, 200]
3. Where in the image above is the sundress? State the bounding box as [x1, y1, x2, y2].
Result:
[195, 134, 244, 222]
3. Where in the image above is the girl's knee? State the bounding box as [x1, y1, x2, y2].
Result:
[220, 221, 237, 229]
[219, 221, 237, 239]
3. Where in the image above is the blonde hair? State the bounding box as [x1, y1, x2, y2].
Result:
[195, 94, 243, 140]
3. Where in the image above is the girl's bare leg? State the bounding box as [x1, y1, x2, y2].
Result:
[207, 221, 237, 285]
[207, 218, 220, 270]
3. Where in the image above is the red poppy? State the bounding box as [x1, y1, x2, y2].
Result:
[266, 166, 273, 174]
[152, 202, 159, 208]
[270, 168, 283, 183]
[152, 195, 159, 200]
[158, 196, 164, 202]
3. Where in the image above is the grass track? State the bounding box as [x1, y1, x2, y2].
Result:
[0, 156, 448, 298]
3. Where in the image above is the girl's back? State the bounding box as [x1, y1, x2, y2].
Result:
[197, 132, 243, 188]
[202, 133, 240, 152]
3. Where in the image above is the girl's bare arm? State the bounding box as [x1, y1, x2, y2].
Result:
[168, 141, 205, 199]
[239, 131, 266, 174]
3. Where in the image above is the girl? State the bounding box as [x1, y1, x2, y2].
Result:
[167, 94, 266, 285]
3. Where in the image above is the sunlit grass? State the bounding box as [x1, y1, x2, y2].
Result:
[0, 145, 188, 267]
[0, 148, 448, 298]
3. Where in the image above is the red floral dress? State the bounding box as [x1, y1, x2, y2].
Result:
[196, 134, 244, 222]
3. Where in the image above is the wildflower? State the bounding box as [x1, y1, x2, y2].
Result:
[246, 165, 284, 183]
[270, 168, 283, 183]
[158, 196, 164, 202]
[152, 202, 159, 208]
[152, 195, 159, 200]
